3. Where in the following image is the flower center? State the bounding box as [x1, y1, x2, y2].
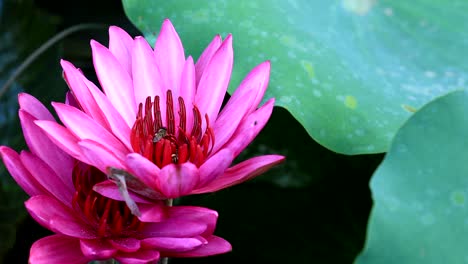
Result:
[72, 162, 142, 237]
[130, 90, 215, 168]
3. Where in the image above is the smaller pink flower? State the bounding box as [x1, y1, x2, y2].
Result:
[36, 19, 284, 201]
[0, 93, 231, 264]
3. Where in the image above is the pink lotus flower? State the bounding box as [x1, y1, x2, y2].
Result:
[0, 93, 231, 264]
[36, 19, 284, 200]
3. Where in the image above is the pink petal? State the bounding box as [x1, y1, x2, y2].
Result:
[132, 36, 165, 116]
[138, 203, 166, 222]
[222, 98, 275, 156]
[34, 120, 85, 162]
[65, 91, 80, 108]
[154, 19, 185, 100]
[25, 195, 97, 239]
[141, 219, 207, 238]
[18, 93, 54, 121]
[52, 102, 128, 160]
[20, 151, 74, 206]
[115, 249, 160, 264]
[78, 139, 125, 173]
[195, 35, 222, 86]
[29, 234, 89, 264]
[91, 40, 136, 126]
[179, 56, 196, 134]
[0, 146, 48, 196]
[93, 180, 154, 204]
[167, 236, 232, 258]
[195, 35, 233, 127]
[210, 90, 252, 154]
[212, 61, 271, 153]
[156, 163, 199, 198]
[110, 237, 141, 252]
[142, 237, 204, 252]
[19, 110, 74, 186]
[168, 206, 218, 236]
[248, 64, 271, 113]
[126, 153, 160, 190]
[80, 239, 117, 259]
[244, 61, 271, 114]
[109, 25, 134, 76]
[61, 60, 110, 129]
[193, 154, 285, 194]
[82, 76, 132, 150]
[197, 148, 233, 187]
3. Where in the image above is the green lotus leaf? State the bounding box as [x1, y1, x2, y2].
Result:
[123, 0, 468, 154]
[356, 90, 468, 263]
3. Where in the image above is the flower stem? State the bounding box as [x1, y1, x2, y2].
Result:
[93, 260, 115, 264]
[165, 198, 173, 206]
[160, 198, 173, 264]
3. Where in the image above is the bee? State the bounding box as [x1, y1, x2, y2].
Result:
[153, 127, 167, 143]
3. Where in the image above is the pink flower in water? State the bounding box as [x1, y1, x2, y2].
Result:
[0, 94, 231, 264]
[36, 19, 284, 200]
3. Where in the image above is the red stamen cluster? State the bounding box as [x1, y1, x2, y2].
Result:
[72, 162, 142, 237]
[130, 90, 215, 168]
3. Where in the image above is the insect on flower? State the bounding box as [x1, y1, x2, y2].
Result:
[152, 127, 168, 143]
[107, 167, 167, 216]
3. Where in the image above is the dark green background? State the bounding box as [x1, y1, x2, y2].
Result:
[0, 0, 382, 263]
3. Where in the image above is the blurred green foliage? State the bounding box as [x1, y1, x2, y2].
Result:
[0, 0, 61, 260]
